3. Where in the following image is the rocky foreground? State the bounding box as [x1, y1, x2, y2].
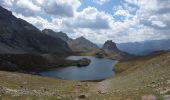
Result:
[0, 52, 170, 100]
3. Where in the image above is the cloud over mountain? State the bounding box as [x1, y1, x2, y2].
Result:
[0, 0, 170, 44]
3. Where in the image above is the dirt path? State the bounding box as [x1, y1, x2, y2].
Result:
[92, 79, 112, 94]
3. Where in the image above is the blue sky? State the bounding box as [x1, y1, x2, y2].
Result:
[0, 0, 170, 43]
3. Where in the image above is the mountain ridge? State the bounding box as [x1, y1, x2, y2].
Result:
[42, 29, 99, 52]
[0, 6, 71, 54]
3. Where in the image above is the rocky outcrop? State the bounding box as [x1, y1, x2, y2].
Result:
[101, 40, 135, 60]
[0, 6, 71, 54]
[102, 40, 120, 53]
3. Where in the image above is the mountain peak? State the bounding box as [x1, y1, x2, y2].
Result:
[69, 36, 99, 52]
[0, 6, 71, 54]
[77, 36, 86, 40]
[103, 40, 120, 53]
[42, 29, 73, 43]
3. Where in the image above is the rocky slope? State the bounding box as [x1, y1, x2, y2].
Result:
[102, 40, 135, 60]
[0, 6, 71, 54]
[102, 40, 121, 53]
[69, 36, 99, 52]
[42, 29, 72, 43]
[42, 29, 99, 52]
[81, 40, 134, 60]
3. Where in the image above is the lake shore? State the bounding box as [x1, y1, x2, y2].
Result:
[0, 52, 170, 99]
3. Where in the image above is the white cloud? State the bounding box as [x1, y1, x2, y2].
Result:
[151, 21, 166, 28]
[114, 9, 131, 17]
[13, 13, 60, 31]
[41, 0, 80, 17]
[93, 0, 110, 5]
[1, 0, 170, 44]
[62, 7, 113, 29]
[0, 0, 41, 16]
[0, 0, 81, 17]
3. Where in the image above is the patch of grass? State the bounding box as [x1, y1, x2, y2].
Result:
[165, 91, 170, 95]
[154, 93, 164, 100]
[80, 83, 89, 92]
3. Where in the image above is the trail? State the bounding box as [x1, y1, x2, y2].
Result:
[92, 79, 112, 94]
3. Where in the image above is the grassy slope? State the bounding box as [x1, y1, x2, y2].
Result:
[79, 49, 118, 59]
[0, 54, 91, 72]
[0, 52, 170, 100]
[0, 71, 92, 100]
[90, 52, 170, 99]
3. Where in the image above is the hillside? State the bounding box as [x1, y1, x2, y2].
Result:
[91, 51, 170, 99]
[42, 29, 72, 43]
[0, 51, 170, 99]
[81, 40, 134, 60]
[69, 36, 99, 52]
[0, 6, 71, 54]
[42, 29, 99, 52]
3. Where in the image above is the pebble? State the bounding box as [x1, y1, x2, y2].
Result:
[141, 95, 156, 100]
[78, 94, 86, 98]
[167, 80, 170, 84]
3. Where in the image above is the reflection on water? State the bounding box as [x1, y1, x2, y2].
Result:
[40, 56, 117, 81]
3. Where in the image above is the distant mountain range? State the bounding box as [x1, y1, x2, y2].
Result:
[1, 6, 170, 55]
[0, 6, 98, 54]
[42, 29, 99, 52]
[117, 39, 170, 55]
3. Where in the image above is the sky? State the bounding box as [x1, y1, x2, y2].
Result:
[0, 0, 170, 44]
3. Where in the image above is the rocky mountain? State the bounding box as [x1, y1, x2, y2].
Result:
[101, 40, 135, 60]
[69, 36, 99, 52]
[102, 40, 121, 53]
[42, 29, 99, 52]
[0, 6, 71, 54]
[42, 29, 72, 42]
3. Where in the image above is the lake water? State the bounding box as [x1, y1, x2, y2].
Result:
[39, 56, 117, 81]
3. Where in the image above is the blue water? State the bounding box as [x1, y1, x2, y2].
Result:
[39, 56, 117, 81]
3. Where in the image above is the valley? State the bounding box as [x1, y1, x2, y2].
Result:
[0, 4, 170, 100]
[0, 51, 170, 100]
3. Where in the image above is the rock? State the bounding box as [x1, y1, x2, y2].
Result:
[98, 90, 106, 94]
[77, 58, 91, 67]
[141, 95, 156, 100]
[102, 40, 120, 53]
[102, 40, 134, 60]
[43, 88, 49, 92]
[95, 52, 104, 58]
[20, 85, 23, 88]
[57, 96, 62, 99]
[78, 94, 86, 98]
[167, 80, 170, 84]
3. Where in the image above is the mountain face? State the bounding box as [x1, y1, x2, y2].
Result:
[42, 29, 72, 42]
[102, 40, 120, 53]
[117, 39, 170, 55]
[69, 36, 99, 52]
[100, 40, 134, 60]
[0, 6, 71, 54]
[42, 29, 99, 52]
